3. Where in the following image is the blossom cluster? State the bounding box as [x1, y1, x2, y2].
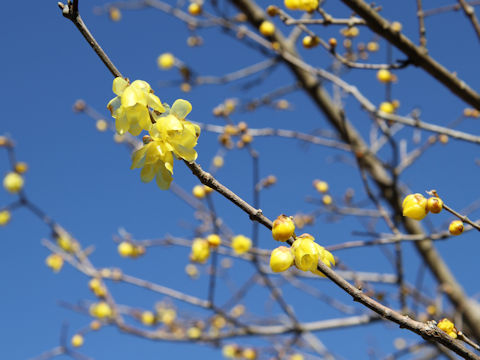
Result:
[107, 77, 200, 189]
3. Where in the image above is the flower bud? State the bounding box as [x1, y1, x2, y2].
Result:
[3, 172, 24, 193]
[270, 246, 294, 273]
[402, 193, 428, 220]
[377, 69, 392, 83]
[207, 234, 222, 248]
[449, 220, 464, 236]
[426, 197, 443, 214]
[310, 243, 335, 277]
[272, 214, 295, 242]
[437, 318, 457, 338]
[231, 235, 252, 255]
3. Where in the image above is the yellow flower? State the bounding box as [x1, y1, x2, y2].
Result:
[160, 308, 176, 325]
[3, 172, 24, 193]
[437, 318, 457, 338]
[270, 246, 294, 272]
[187, 326, 202, 339]
[272, 215, 295, 242]
[107, 77, 165, 136]
[130, 99, 200, 190]
[157, 53, 175, 69]
[402, 193, 428, 220]
[56, 233, 78, 253]
[71, 334, 84, 347]
[231, 235, 252, 255]
[46, 254, 64, 272]
[0, 210, 11, 226]
[191, 238, 210, 263]
[291, 234, 319, 271]
[222, 344, 239, 358]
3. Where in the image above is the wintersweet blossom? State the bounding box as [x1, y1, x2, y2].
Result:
[130, 99, 200, 189]
[107, 77, 165, 136]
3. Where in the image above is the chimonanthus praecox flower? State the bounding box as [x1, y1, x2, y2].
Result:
[107, 77, 165, 136]
[130, 99, 200, 189]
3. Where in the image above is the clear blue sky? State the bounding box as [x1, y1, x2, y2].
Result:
[1, 0, 480, 359]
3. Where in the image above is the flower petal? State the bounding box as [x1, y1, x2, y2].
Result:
[140, 163, 158, 183]
[155, 163, 173, 190]
[172, 144, 197, 162]
[170, 99, 192, 120]
[148, 93, 165, 113]
[115, 112, 129, 135]
[131, 145, 148, 169]
[107, 96, 122, 117]
[112, 77, 129, 96]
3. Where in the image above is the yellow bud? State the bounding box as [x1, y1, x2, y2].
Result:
[329, 37, 337, 48]
[426, 305, 437, 315]
[192, 185, 206, 199]
[402, 193, 428, 220]
[426, 197, 443, 214]
[187, 326, 202, 338]
[377, 69, 392, 83]
[46, 254, 64, 272]
[3, 172, 24, 193]
[222, 344, 239, 358]
[438, 134, 449, 144]
[211, 315, 226, 329]
[0, 210, 11, 226]
[188, 2, 202, 16]
[157, 53, 175, 69]
[302, 35, 319, 49]
[141, 311, 156, 326]
[270, 246, 294, 272]
[213, 156, 224, 168]
[313, 180, 329, 193]
[272, 215, 295, 241]
[109, 7, 121, 21]
[207, 234, 222, 248]
[185, 263, 199, 278]
[322, 194, 333, 205]
[231, 235, 252, 255]
[160, 309, 176, 325]
[118, 241, 134, 257]
[191, 238, 210, 263]
[391, 21, 402, 32]
[71, 334, 84, 347]
[96, 119, 108, 132]
[242, 348, 257, 360]
[56, 233, 78, 253]
[14, 162, 28, 174]
[289, 354, 304, 360]
[230, 304, 245, 317]
[259, 21, 275, 37]
[437, 318, 457, 338]
[449, 220, 464, 236]
[89, 278, 106, 297]
[367, 41, 379, 52]
[90, 320, 102, 331]
[379, 102, 395, 114]
[90, 302, 113, 319]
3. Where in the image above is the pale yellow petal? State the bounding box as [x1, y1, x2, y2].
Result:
[155, 164, 173, 190]
[131, 145, 148, 169]
[170, 99, 192, 120]
[173, 144, 197, 162]
[107, 97, 122, 117]
[147, 93, 165, 113]
[140, 163, 157, 183]
[115, 113, 129, 135]
[130, 80, 151, 93]
[112, 77, 129, 96]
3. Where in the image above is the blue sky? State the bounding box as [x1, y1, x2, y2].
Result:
[1, 0, 480, 359]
